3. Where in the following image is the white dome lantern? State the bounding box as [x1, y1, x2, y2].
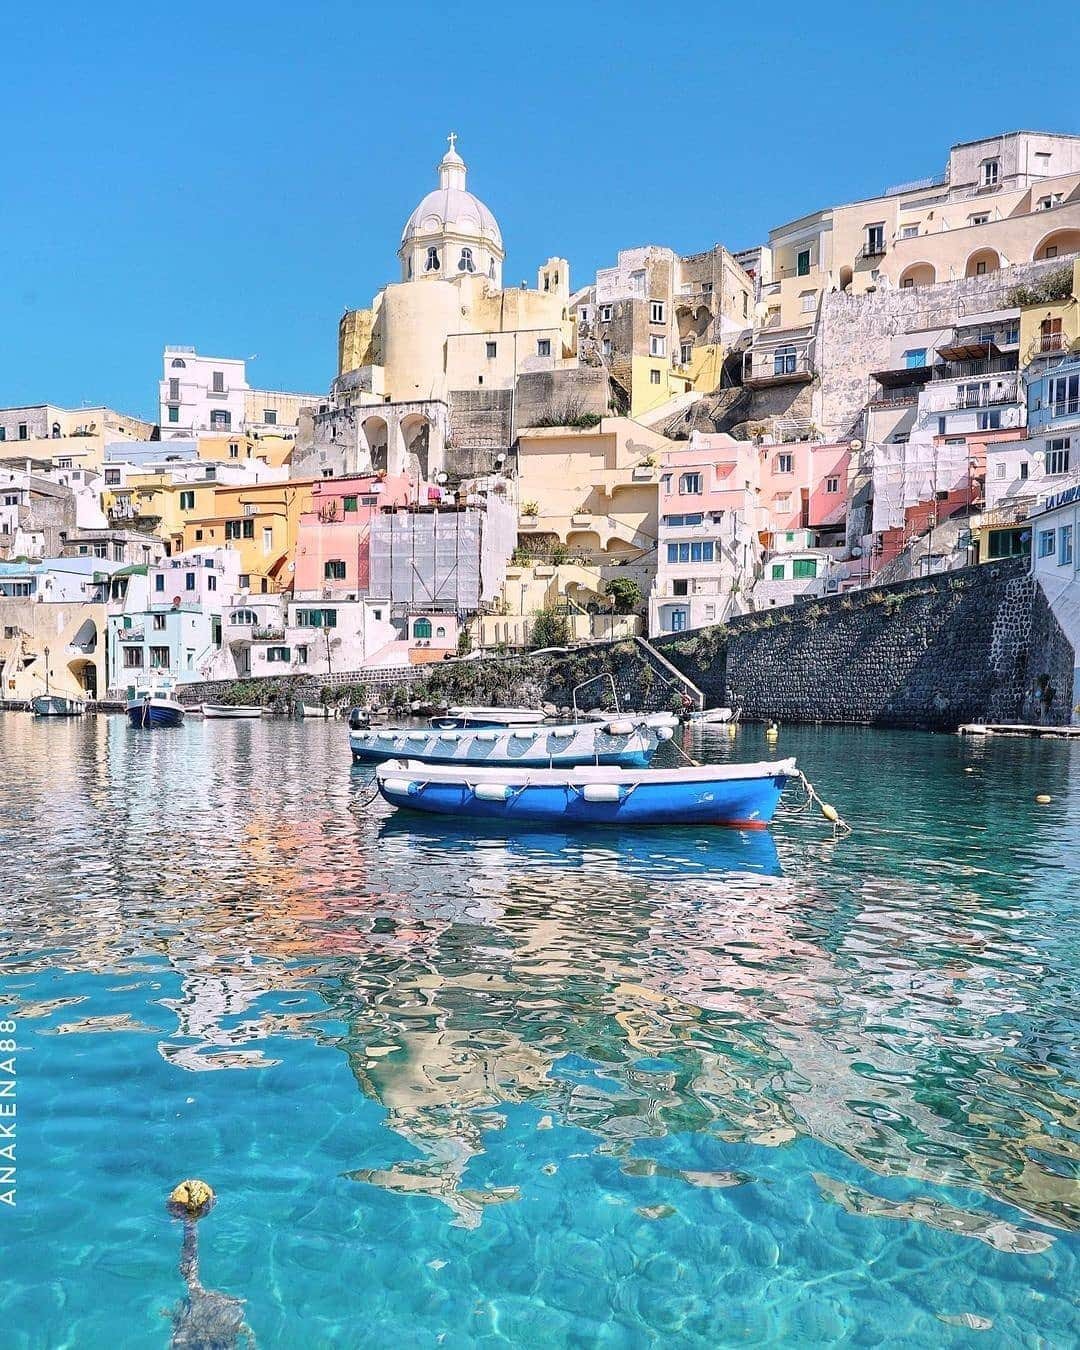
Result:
[398, 134, 504, 286]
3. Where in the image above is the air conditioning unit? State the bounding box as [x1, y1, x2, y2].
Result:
[243, 504, 257, 516]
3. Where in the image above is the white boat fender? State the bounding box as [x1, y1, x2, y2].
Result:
[407, 731, 429, 742]
[473, 782, 513, 801]
[603, 720, 634, 737]
[581, 782, 632, 804]
[438, 731, 459, 742]
[656, 727, 674, 742]
[383, 777, 421, 796]
[475, 731, 499, 742]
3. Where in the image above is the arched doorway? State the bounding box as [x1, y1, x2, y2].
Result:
[898, 262, 936, 289]
[361, 415, 389, 472]
[399, 413, 433, 483]
[1032, 228, 1080, 262]
[965, 248, 1000, 278]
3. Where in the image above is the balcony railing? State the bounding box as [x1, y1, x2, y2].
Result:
[743, 347, 814, 386]
[859, 240, 887, 260]
[950, 386, 1017, 411]
[251, 627, 285, 641]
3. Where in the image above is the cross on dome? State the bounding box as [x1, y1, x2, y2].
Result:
[447, 131, 457, 150]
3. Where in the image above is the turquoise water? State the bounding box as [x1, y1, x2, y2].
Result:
[1, 714, 1077, 1347]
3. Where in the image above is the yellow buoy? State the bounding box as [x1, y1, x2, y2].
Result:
[765, 721, 779, 742]
[1035, 794, 1052, 804]
[820, 802, 839, 824]
[727, 722, 737, 739]
[167, 1179, 215, 1217]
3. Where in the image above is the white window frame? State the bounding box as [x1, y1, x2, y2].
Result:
[649, 335, 666, 358]
[981, 159, 999, 188]
[649, 300, 665, 324]
[599, 304, 612, 322]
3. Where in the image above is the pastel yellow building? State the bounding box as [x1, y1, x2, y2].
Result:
[0, 405, 153, 473]
[337, 138, 574, 403]
[1018, 256, 1080, 364]
[475, 560, 641, 649]
[172, 479, 316, 592]
[196, 432, 294, 469]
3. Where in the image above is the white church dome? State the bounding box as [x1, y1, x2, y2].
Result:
[398, 136, 504, 283]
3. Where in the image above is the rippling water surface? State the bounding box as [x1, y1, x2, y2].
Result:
[1, 713, 1078, 1347]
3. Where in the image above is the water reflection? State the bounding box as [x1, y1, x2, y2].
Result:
[2, 714, 1078, 1248]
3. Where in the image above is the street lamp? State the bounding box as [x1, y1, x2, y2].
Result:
[43, 645, 50, 698]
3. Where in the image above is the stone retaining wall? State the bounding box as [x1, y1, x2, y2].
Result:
[655, 559, 1075, 729]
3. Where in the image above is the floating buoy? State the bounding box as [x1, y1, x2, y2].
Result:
[1035, 794, 1052, 804]
[167, 1179, 215, 1218]
[964, 767, 974, 774]
[727, 722, 737, 739]
[765, 721, 779, 742]
[819, 801, 839, 824]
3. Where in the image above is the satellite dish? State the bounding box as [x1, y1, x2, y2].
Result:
[172, 596, 182, 607]
[850, 545, 863, 558]
[849, 439, 863, 451]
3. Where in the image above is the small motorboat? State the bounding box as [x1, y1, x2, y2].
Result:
[295, 702, 333, 719]
[127, 693, 185, 728]
[688, 707, 736, 725]
[375, 756, 797, 829]
[32, 694, 86, 717]
[430, 705, 546, 729]
[351, 717, 671, 768]
[202, 703, 263, 719]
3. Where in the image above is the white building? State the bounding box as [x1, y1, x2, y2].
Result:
[1030, 482, 1080, 720]
[159, 348, 320, 439]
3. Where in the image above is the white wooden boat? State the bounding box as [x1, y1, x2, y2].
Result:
[352, 716, 671, 768]
[688, 707, 735, 725]
[431, 705, 545, 729]
[32, 694, 86, 717]
[202, 703, 263, 719]
[295, 702, 333, 718]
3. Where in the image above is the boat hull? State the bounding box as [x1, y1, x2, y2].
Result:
[352, 719, 660, 768]
[202, 704, 262, 719]
[126, 698, 185, 728]
[32, 696, 85, 717]
[376, 758, 796, 828]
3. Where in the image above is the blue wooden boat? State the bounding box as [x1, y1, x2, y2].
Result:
[351, 717, 670, 768]
[375, 757, 797, 829]
[126, 693, 186, 728]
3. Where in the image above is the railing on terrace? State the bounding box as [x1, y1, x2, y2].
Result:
[858, 240, 887, 260]
[869, 386, 921, 408]
[251, 627, 285, 641]
[933, 355, 1018, 381]
[950, 384, 1018, 410]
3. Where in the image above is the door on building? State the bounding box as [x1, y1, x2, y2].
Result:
[670, 608, 688, 633]
[1040, 317, 1062, 354]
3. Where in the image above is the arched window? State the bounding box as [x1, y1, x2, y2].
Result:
[774, 344, 797, 376]
[231, 609, 257, 625]
[171, 358, 186, 368]
[458, 247, 475, 273]
[425, 246, 440, 272]
[414, 618, 432, 639]
[488, 258, 496, 280]
[435, 626, 446, 638]
[406, 256, 412, 279]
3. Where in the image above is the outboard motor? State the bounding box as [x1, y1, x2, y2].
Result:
[347, 706, 368, 731]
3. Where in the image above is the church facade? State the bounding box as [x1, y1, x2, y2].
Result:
[296, 137, 587, 484]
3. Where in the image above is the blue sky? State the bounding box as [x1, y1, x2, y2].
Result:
[1, 0, 1075, 420]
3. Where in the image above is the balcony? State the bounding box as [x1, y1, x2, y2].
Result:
[950, 382, 1018, 411]
[858, 239, 887, 261]
[743, 343, 814, 388]
[251, 626, 285, 642]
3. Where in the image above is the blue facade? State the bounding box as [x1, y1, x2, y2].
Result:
[107, 606, 221, 696]
[1027, 356, 1080, 433]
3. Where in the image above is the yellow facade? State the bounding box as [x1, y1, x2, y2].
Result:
[195, 432, 294, 469]
[0, 406, 153, 474]
[1019, 257, 1080, 364]
[172, 479, 315, 592]
[628, 357, 696, 417]
[339, 264, 574, 403]
[515, 418, 667, 586]
[474, 560, 641, 648]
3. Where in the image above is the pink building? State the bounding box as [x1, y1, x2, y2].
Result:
[293, 473, 412, 596]
[649, 435, 852, 634]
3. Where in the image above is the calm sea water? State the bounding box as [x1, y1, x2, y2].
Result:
[1, 713, 1077, 1348]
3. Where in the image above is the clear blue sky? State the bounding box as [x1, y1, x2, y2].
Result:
[2, 0, 1075, 421]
